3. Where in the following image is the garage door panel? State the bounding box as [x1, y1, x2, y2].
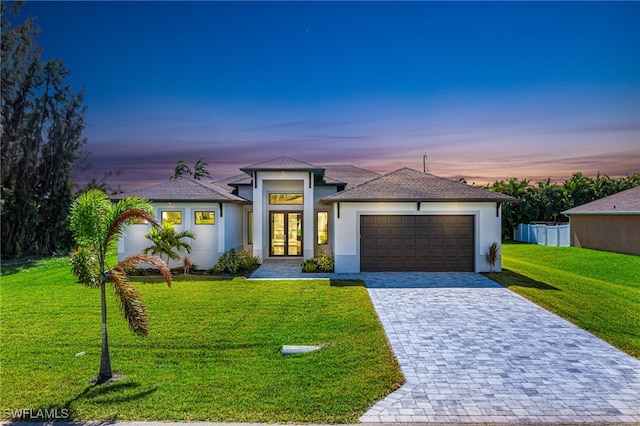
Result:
[403, 227, 416, 236]
[390, 227, 403, 237]
[390, 216, 404, 225]
[390, 238, 403, 247]
[360, 215, 474, 272]
[431, 238, 444, 247]
[389, 248, 402, 257]
[375, 216, 389, 225]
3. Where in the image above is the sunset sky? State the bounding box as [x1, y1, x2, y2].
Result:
[18, 1, 640, 191]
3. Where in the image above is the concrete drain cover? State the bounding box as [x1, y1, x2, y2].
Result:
[282, 345, 322, 355]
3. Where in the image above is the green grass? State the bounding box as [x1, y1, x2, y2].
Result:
[485, 242, 640, 359]
[0, 257, 403, 423]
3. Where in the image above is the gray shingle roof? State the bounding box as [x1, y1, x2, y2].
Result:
[212, 174, 251, 193]
[111, 177, 248, 203]
[321, 167, 517, 203]
[320, 165, 381, 189]
[563, 186, 640, 215]
[240, 157, 323, 174]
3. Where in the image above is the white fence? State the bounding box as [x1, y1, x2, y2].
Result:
[514, 223, 570, 247]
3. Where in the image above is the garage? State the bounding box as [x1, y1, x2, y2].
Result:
[360, 215, 474, 272]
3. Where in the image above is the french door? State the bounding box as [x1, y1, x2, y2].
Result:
[270, 212, 302, 256]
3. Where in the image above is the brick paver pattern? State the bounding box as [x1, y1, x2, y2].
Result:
[361, 273, 640, 423]
[250, 262, 640, 423]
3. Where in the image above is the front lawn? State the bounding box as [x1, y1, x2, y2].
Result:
[0, 257, 403, 423]
[486, 243, 640, 358]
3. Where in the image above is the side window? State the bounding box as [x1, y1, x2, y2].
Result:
[247, 211, 253, 244]
[195, 211, 215, 225]
[161, 211, 182, 225]
[317, 211, 328, 245]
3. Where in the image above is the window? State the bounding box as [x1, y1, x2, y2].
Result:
[317, 211, 328, 245]
[130, 217, 148, 225]
[195, 211, 215, 225]
[269, 193, 303, 205]
[161, 211, 182, 225]
[247, 211, 253, 245]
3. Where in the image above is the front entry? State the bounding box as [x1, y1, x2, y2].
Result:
[270, 212, 303, 256]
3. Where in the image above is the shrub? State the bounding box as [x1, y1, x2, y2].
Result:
[302, 258, 318, 273]
[182, 257, 197, 275]
[484, 242, 500, 273]
[210, 249, 260, 274]
[211, 249, 239, 274]
[316, 250, 334, 272]
[237, 250, 261, 271]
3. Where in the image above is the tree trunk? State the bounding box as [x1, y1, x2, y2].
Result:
[97, 279, 113, 383]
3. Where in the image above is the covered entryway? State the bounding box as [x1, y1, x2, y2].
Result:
[360, 215, 474, 272]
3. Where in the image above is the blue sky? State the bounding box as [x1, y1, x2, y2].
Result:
[18, 1, 640, 190]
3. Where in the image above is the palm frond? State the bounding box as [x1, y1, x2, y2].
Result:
[116, 253, 172, 287]
[105, 208, 159, 248]
[70, 246, 100, 287]
[102, 196, 155, 247]
[108, 269, 149, 336]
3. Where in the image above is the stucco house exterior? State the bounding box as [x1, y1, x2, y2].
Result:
[115, 157, 515, 273]
[563, 186, 640, 256]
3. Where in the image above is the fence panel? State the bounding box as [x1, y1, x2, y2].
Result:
[514, 223, 570, 247]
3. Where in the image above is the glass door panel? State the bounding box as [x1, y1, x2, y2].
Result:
[288, 213, 302, 256]
[271, 213, 285, 256]
[270, 212, 303, 257]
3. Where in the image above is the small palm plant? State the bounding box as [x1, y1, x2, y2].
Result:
[69, 190, 172, 384]
[484, 241, 500, 273]
[143, 223, 195, 266]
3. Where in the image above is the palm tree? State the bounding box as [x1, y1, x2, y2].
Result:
[192, 158, 211, 180]
[143, 223, 195, 266]
[69, 190, 171, 384]
[170, 160, 192, 179]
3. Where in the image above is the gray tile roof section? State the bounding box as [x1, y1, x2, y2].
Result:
[239, 156, 323, 174]
[322, 167, 518, 203]
[111, 177, 248, 203]
[211, 174, 250, 193]
[564, 185, 640, 214]
[320, 165, 381, 188]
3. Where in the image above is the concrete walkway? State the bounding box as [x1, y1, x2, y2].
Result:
[250, 261, 640, 423]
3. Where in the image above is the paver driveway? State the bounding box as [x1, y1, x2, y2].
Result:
[359, 272, 640, 423]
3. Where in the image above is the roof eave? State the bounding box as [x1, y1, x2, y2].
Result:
[563, 211, 640, 215]
[239, 167, 324, 174]
[321, 197, 517, 204]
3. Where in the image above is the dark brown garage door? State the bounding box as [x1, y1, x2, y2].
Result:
[360, 215, 474, 272]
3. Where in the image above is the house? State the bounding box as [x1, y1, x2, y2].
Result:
[115, 157, 516, 273]
[563, 186, 640, 256]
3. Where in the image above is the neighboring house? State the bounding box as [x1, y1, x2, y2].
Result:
[115, 157, 516, 272]
[563, 186, 640, 256]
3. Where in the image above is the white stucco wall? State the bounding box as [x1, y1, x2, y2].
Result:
[118, 202, 222, 270]
[223, 203, 244, 253]
[330, 201, 503, 273]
